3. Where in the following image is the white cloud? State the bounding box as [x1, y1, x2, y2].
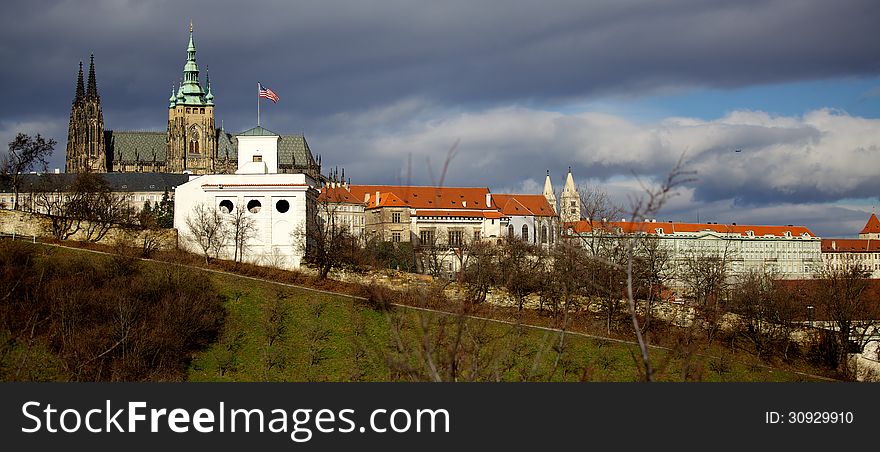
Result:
[312, 103, 879, 236]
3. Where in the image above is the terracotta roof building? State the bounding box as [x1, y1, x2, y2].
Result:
[821, 214, 880, 278]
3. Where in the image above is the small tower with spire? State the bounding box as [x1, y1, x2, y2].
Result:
[543, 169, 557, 215]
[66, 54, 106, 173]
[859, 213, 880, 240]
[559, 167, 580, 223]
[166, 21, 216, 174]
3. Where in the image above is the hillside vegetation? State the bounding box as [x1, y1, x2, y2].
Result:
[0, 241, 828, 382]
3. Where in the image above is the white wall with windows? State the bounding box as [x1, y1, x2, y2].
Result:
[174, 172, 317, 269]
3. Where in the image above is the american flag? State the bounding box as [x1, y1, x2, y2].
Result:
[258, 83, 279, 103]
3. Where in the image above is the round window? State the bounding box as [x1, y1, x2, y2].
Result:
[275, 199, 290, 213]
[247, 199, 262, 214]
[219, 199, 234, 213]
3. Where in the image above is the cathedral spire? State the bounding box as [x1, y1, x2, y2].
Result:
[74, 61, 85, 102]
[178, 21, 206, 105]
[86, 54, 98, 99]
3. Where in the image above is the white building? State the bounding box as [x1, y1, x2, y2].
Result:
[174, 126, 319, 268]
[566, 219, 823, 282]
[822, 214, 880, 278]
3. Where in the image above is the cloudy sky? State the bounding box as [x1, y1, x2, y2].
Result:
[1, 0, 879, 236]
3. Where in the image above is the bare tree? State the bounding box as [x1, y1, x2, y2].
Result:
[69, 172, 132, 242]
[498, 238, 544, 311]
[461, 239, 499, 304]
[615, 157, 694, 381]
[679, 244, 734, 345]
[813, 265, 880, 377]
[185, 202, 229, 263]
[33, 177, 81, 240]
[229, 205, 257, 264]
[298, 197, 364, 278]
[415, 229, 448, 278]
[633, 234, 674, 336]
[2, 133, 55, 210]
[729, 269, 799, 360]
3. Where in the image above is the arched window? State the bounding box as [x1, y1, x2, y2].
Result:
[189, 126, 201, 154]
[508, 224, 514, 238]
[522, 224, 529, 241]
[541, 225, 548, 244]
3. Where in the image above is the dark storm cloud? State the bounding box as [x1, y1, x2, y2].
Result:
[2, 0, 879, 123]
[1, 0, 878, 229]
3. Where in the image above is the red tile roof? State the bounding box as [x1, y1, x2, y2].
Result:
[491, 194, 556, 217]
[317, 186, 361, 203]
[348, 185, 491, 210]
[566, 220, 816, 238]
[415, 209, 502, 219]
[366, 192, 408, 208]
[821, 239, 880, 253]
[861, 213, 880, 235]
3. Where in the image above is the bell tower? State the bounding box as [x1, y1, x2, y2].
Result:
[560, 167, 580, 223]
[167, 22, 215, 174]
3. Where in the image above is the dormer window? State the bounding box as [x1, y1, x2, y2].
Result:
[746, 230, 754, 237]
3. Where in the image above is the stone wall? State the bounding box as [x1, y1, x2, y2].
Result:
[0, 209, 177, 249]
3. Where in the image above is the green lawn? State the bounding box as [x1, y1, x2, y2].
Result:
[189, 271, 822, 382]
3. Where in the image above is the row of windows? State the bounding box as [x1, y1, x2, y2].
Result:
[185, 107, 206, 114]
[218, 199, 290, 214]
[414, 229, 481, 247]
[828, 253, 879, 260]
[829, 263, 880, 271]
[506, 224, 552, 244]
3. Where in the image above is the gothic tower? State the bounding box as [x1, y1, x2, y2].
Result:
[167, 22, 215, 173]
[543, 170, 557, 215]
[559, 167, 580, 223]
[65, 55, 106, 173]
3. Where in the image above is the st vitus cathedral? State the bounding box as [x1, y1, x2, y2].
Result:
[65, 24, 323, 180]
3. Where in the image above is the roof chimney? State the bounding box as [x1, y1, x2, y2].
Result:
[375, 191, 380, 206]
[363, 192, 370, 203]
[486, 193, 492, 208]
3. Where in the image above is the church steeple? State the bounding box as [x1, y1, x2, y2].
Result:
[177, 21, 207, 105]
[560, 167, 580, 223]
[86, 54, 98, 99]
[543, 169, 557, 215]
[74, 61, 85, 102]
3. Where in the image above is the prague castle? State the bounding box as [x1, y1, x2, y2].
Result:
[65, 24, 323, 180]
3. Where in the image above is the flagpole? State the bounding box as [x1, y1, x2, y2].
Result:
[257, 82, 260, 126]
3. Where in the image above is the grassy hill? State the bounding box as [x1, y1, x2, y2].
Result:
[1, 241, 829, 382]
[190, 270, 823, 382]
